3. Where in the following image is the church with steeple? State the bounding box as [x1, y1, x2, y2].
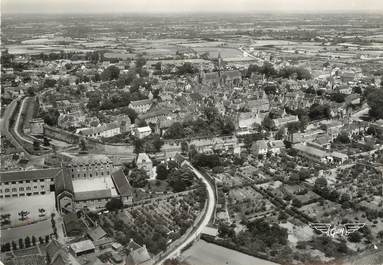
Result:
[200, 52, 242, 88]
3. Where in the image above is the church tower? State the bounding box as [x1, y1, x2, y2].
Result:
[217, 52, 223, 75]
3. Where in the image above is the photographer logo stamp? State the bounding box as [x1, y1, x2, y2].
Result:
[309, 223, 366, 238]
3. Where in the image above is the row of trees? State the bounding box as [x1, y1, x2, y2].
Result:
[164, 107, 235, 139]
[313, 177, 353, 208]
[247, 61, 311, 80]
[1, 235, 51, 252]
[87, 90, 142, 111]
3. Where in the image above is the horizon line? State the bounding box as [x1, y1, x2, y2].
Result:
[2, 9, 383, 16]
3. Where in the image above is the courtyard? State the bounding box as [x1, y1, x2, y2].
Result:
[1, 193, 56, 227]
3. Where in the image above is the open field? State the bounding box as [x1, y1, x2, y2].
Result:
[193, 47, 243, 59]
[182, 240, 280, 265]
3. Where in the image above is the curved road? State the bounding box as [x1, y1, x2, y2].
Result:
[13, 97, 33, 145]
[156, 161, 216, 264]
[0, 97, 32, 157]
[1, 96, 49, 158]
[13, 97, 51, 151]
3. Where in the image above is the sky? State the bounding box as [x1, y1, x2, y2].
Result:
[2, 0, 383, 14]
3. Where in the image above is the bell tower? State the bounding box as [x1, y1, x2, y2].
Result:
[217, 52, 223, 74]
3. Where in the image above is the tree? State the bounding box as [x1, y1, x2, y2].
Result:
[11, 241, 17, 250]
[367, 88, 383, 119]
[352, 86, 362, 94]
[314, 177, 328, 192]
[1, 242, 11, 252]
[334, 240, 347, 254]
[327, 189, 340, 202]
[339, 193, 351, 207]
[245, 218, 288, 248]
[153, 62, 162, 71]
[129, 169, 149, 188]
[203, 106, 219, 123]
[335, 132, 350, 144]
[33, 140, 40, 151]
[167, 160, 178, 172]
[136, 118, 147, 127]
[87, 95, 101, 110]
[26, 87, 35, 96]
[279, 66, 311, 80]
[105, 198, 123, 212]
[298, 111, 310, 131]
[38, 236, 44, 245]
[38, 208, 46, 216]
[263, 83, 278, 95]
[1, 49, 14, 67]
[289, 174, 300, 184]
[275, 128, 285, 140]
[124, 108, 138, 123]
[79, 139, 87, 153]
[287, 121, 301, 134]
[101, 65, 120, 81]
[45, 235, 50, 244]
[278, 211, 288, 221]
[176, 62, 197, 75]
[133, 137, 144, 154]
[192, 153, 220, 169]
[188, 145, 198, 161]
[348, 231, 362, 243]
[135, 55, 147, 69]
[43, 78, 57, 88]
[220, 116, 235, 135]
[180, 141, 188, 154]
[156, 164, 168, 180]
[309, 103, 331, 120]
[18, 210, 30, 221]
[262, 115, 275, 131]
[218, 223, 235, 239]
[292, 198, 302, 208]
[25, 236, 31, 248]
[43, 137, 50, 146]
[152, 134, 164, 152]
[168, 168, 194, 192]
[32, 236, 37, 246]
[163, 122, 185, 139]
[243, 133, 263, 149]
[41, 108, 60, 126]
[330, 92, 347, 103]
[257, 61, 277, 78]
[18, 238, 24, 249]
[298, 169, 310, 181]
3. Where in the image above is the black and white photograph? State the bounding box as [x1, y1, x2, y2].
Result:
[1, 1, 383, 265]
